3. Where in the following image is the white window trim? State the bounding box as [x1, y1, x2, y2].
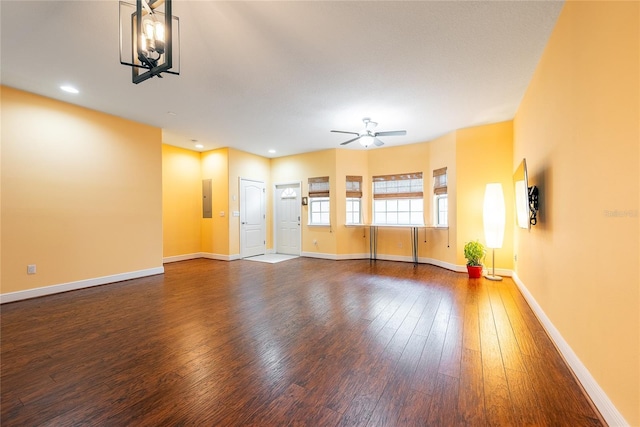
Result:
[346, 197, 362, 225]
[373, 198, 424, 226]
[308, 196, 330, 226]
[434, 194, 448, 227]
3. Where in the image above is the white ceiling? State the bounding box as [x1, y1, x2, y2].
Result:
[1, 0, 563, 158]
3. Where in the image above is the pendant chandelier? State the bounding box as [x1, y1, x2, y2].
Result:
[119, 0, 180, 84]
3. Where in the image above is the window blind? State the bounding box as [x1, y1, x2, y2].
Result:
[372, 172, 423, 199]
[433, 167, 447, 195]
[346, 175, 362, 198]
[308, 176, 330, 198]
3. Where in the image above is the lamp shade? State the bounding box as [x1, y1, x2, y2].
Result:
[483, 183, 505, 249]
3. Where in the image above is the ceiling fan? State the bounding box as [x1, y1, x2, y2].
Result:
[331, 118, 406, 147]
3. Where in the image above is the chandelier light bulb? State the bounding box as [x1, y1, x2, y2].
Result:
[140, 36, 148, 54]
[155, 21, 164, 41]
[143, 19, 155, 38]
[142, 18, 156, 53]
[154, 21, 165, 53]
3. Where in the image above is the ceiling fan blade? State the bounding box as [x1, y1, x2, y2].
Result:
[331, 130, 360, 135]
[374, 138, 385, 146]
[340, 136, 362, 146]
[375, 130, 406, 137]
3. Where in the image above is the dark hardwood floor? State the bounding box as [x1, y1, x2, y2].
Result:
[1, 258, 604, 426]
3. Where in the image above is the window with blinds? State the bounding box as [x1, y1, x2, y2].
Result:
[308, 176, 330, 225]
[372, 172, 424, 225]
[373, 172, 423, 199]
[346, 176, 362, 224]
[433, 167, 447, 195]
[346, 176, 362, 198]
[433, 167, 448, 226]
[308, 176, 330, 198]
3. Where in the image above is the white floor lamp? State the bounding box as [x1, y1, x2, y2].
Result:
[483, 183, 505, 281]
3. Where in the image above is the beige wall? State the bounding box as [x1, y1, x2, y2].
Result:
[456, 121, 514, 269]
[514, 1, 639, 424]
[1, 86, 163, 294]
[162, 144, 202, 258]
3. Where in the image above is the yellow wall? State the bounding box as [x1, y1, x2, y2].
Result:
[456, 121, 514, 269]
[162, 145, 202, 258]
[1, 86, 163, 294]
[271, 149, 337, 255]
[160, 123, 514, 270]
[335, 149, 369, 256]
[200, 148, 230, 256]
[4, 4, 636, 418]
[367, 142, 432, 258]
[424, 132, 457, 265]
[228, 148, 272, 255]
[268, 138, 464, 264]
[514, 1, 639, 424]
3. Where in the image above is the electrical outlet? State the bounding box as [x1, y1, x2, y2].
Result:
[514, 254, 518, 261]
[313, 239, 318, 245]
[27, 264, 36, 275]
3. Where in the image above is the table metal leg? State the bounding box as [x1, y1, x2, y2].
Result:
[411, 227, 418, 267]
[369, 225, 378, 262]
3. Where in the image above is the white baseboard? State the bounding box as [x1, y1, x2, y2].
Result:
[372, 253, 413, 263]
[164, 252, 265, 263]
[201, 252, 241, 261]
[0, 267, 165, 304]
[301, 251, 340, 260]
[335, 253, 370, 260]
[301, 252, 504, 277]
[481, 266, 513, 277]
[420, 257, 466, 273]
[512, 272, 628, 427]
[163, 253, 203, 263]
[166, 251, 511, 279]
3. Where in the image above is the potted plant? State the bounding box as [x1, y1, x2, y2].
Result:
[463, 240, 486, 278]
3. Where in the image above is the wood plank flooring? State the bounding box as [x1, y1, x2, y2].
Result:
[1, 258, 605, 426]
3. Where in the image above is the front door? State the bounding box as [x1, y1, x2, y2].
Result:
[275, 183, 301, 255]
[240, 178, 266, 258]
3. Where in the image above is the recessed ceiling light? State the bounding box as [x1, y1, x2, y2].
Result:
[60, 85, 79, 94]
[268, 149, 276, 154]
[195, 144, 204, 149]
[167, 111, 177, 116]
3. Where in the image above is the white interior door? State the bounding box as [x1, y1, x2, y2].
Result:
[275, 183, 301, 255]
[240, 179, 266, 258]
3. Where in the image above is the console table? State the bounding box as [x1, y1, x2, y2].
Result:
[347, 224, 448, 266]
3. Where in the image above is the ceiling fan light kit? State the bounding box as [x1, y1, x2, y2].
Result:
[331, 118, 406, 148]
